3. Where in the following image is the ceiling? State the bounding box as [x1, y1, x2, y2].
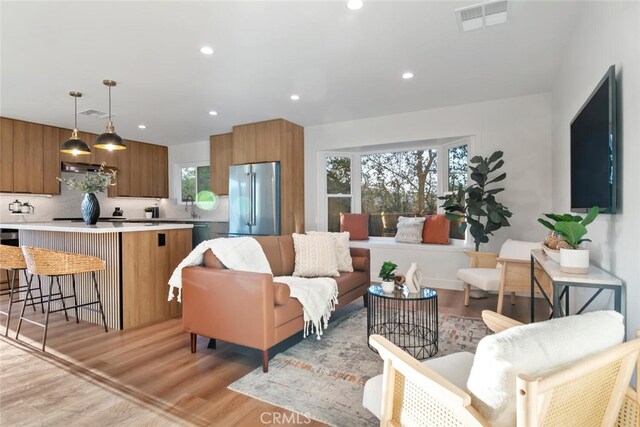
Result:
[0, 1, 583, 146]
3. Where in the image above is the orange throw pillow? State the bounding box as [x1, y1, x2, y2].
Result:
[340, 213, 369, 240]
[422, 214, 450, 244]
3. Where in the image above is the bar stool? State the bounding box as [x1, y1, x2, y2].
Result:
[16, 246, 108, 351]
[0, 244, 44, 336]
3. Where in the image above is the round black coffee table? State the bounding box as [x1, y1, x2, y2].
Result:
[367, 284, 438, 360]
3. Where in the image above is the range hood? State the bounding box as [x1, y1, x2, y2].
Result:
[61, 162, 117, 173]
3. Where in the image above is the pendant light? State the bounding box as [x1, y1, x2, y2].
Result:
[94, 79, 126, 151]
[60, 91, 91, 155]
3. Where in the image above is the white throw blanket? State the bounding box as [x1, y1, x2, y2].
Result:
[274, 276, 338, 340]
[167, 237, 272, 302]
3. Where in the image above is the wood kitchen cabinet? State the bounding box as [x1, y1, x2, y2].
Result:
[13, 121, 44, 194]
[227, 118, 304, 234]
[42, 125, 61, 195]
[210, 133, 233, 196]
[121, 228, 191, 328]
[1, 116, 168, 198]
[0, 118, 14, 192]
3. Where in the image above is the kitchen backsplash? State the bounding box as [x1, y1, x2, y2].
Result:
[0, 187, 229, 223]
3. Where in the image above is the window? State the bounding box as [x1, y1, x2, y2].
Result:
[361, 149, 438, 236]
[178, 163, 211, 203]
[322, 138, 471, 239]
[326, 156, 352, 232]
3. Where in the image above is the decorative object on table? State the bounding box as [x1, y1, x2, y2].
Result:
[379, 261, 398, 293]
[8, 199, 22, 213]
[144, 207, 154, 219]
[112, 207, 124, 217]
[439, 151, 512, 251]
[20, 202, 35, 214]
[94, 80, 127, 151]
[57, 163, 116, 225]
[538, 206, 599, 274]
[229, 305, 487, 427]
[393, 273, 405, 287]
[404, 262, 422, 293]
[60, 91, 91, 155]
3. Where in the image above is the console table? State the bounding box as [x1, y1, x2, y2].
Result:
[530, 249, 625, 325]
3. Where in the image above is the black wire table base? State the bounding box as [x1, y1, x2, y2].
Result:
[367, 285, 438, 360]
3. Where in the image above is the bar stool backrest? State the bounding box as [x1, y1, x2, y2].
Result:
[21, 246, 105, 276]
[0, 244, 27, 270]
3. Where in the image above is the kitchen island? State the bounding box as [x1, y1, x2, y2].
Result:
[0, 222, 193, 329]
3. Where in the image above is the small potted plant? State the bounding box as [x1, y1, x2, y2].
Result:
[537, 206, 599, 273]
[379, 261, 398, 293]
[144, 207, 154, 219]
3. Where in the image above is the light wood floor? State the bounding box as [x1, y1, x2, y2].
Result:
[0, 289, 549, 426]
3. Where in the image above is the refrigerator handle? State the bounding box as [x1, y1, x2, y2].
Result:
[245, 172, 252, 226]
[251, 172, 257, 226]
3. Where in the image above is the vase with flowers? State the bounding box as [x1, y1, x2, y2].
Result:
[57, 163, 117, 225]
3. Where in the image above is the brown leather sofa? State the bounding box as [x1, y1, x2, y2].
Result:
[182, 235, 371, 372]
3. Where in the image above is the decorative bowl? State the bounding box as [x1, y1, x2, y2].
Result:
[542, 245, 561, 264]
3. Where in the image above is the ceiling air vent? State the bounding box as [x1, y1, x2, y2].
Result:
[455, 0, 508, 32]
[78, 109, 112, 119]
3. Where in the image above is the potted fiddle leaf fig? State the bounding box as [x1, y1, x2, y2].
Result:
[538, 206, 599, 273]
[439, 150, 513, 252]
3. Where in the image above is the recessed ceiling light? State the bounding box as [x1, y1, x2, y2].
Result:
[290, 94, 300, 101]
[208, 110, 218, 116]
[347, 0, 364, 10]
[138, 124, 146, 129]
[200, 46, 214, 55]
[402, 72, 414, 80]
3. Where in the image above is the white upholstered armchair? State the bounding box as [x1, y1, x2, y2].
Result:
[363, 310, 640, 426]
[457, 239, 552, 314]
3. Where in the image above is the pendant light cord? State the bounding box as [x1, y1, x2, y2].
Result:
[108, 85, 112, 121]
[74, 96, 78, 129]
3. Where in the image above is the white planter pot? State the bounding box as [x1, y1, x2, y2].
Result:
[381, 281, 395, 293]
[145, 212, 153, 219]
[559, 248, 589, 274]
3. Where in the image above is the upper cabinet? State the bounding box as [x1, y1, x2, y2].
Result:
[210, 133, 233, 196]
[226, 118, 304, 235]
[1, 117, 168, 198]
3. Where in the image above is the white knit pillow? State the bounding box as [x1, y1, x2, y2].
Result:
[292, 233, 340, 277]
[394, 216, 426, 244]
[307, 231, 353, 272]
[467, 310, 625, 427]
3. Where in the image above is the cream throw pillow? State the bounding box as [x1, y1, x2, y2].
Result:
[394, 216, 426, 244]
[292, 233, 340, 277]
[307, 231, 353, 272]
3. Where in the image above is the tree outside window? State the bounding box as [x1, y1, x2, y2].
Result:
[361, 149, 438, 236]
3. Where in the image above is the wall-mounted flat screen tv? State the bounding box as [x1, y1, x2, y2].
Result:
[570, 65, 617, 213]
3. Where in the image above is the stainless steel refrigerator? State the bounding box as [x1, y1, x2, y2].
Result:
[228, 162, 280, 236]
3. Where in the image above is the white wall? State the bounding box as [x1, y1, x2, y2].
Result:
[305, 93, 554, 252]
[550, 1, 640, 338]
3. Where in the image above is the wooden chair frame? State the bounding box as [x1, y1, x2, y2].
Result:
[369, 310, 640, 427]
[463, 251, 552, 314]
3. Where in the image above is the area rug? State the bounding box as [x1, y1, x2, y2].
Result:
[228, 305, 488, 426]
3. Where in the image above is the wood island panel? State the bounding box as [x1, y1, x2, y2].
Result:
[122, 228, 191, 329]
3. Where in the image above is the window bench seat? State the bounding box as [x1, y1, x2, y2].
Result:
[349, 237, 470, 290]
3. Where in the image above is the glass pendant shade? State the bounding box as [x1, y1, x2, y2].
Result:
[95, 80, 127, 151]
[61, 92, 90, 155]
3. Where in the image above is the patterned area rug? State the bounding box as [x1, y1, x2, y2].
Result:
[228, 304, 488, 426]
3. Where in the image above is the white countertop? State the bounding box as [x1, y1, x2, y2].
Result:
[0, 222, 194, 234]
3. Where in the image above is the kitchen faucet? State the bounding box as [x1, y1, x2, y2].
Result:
[185, 195, 198, 219]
